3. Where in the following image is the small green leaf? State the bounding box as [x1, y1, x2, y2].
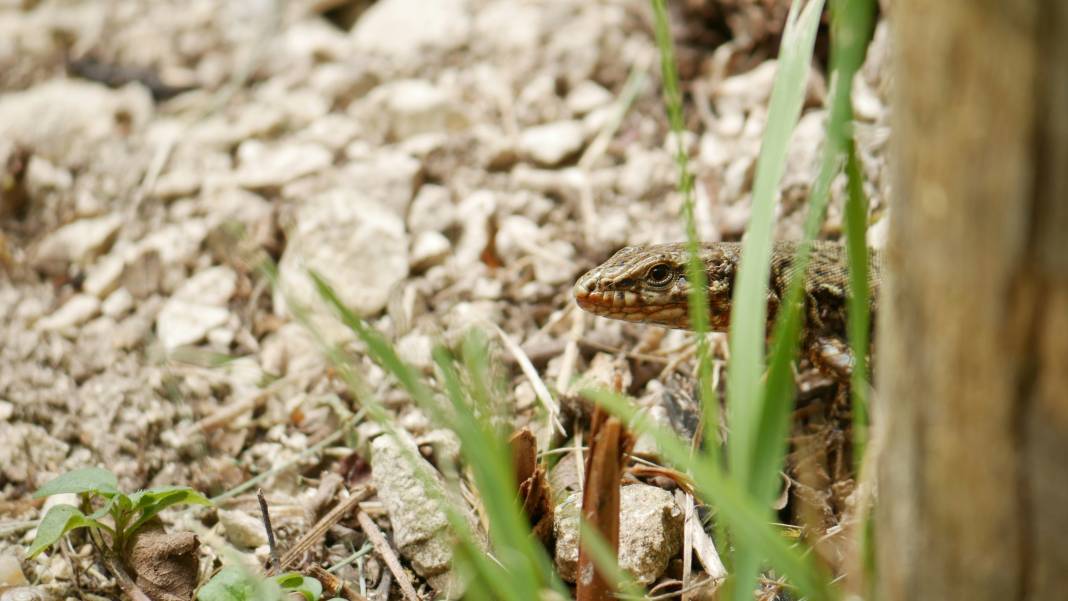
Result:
[276, 572, 323, 601]
[27, 504, 107, 558]
[128, 487, 212, 534]
[33, 467, 119, 499]
[129, 487, 212, 511]
[197, 566, 284, 601]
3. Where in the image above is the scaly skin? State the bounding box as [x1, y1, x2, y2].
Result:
[573, 241, 882, 375]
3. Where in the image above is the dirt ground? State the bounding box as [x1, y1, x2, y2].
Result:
[0, 0, 892, 598]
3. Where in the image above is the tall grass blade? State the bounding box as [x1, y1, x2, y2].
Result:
[726, 0, 826, 493]
[648, 0, 719, 466]
[720, 2, 826, 599]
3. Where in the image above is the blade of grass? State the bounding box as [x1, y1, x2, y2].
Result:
[718, 2, 826, 599]
[726, 0, 826, 495]
[648, 0, 719, 467]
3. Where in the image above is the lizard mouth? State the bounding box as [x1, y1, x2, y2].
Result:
[573, 280, 688, 325]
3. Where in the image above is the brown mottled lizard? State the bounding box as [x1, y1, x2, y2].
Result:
[572, 241, 881, 375]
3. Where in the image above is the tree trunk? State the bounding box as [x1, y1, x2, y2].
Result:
[877, 1, 1068, 600]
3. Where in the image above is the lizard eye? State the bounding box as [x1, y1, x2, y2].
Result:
[646, 263, 673, 286]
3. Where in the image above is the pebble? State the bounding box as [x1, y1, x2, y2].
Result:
[156, 300, 231, 350]
[276, 191, 409, 318]
[37, 295, 100, 332]
[519, 120, 585, 166]
[352, 0, 470, 70]
[32, 214, 122, 271]
[566, 80, 613, 116]
[234, 141, 333, 190]
[371, 432, 478, 597]
[554, 484, 683, 585]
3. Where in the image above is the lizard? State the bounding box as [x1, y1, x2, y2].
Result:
[572, 241, 882, 377]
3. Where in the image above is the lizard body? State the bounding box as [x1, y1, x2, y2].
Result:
[573, 241, 881, 374]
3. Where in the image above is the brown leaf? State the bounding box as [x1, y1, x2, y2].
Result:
[125, 520, 200, 601]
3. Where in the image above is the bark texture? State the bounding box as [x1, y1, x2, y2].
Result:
[878, 1, 1068, 600]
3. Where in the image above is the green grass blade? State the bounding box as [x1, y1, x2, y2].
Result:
[719, 2, 826, 599]
[727, 0, 826, 490]
[648, 0, 719, 466]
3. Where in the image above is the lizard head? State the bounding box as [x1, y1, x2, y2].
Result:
[573, 243, 738, 330]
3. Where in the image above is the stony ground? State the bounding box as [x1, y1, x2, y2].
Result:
[0, 0, 892, 599]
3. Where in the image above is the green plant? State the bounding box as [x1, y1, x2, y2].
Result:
[629, 0, 878, 599]
[28, 467, 211, 558]
[197, 566, 342, 601]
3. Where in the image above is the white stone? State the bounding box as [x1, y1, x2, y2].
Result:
[554, 484, 683, 585]
[234, 141, 333, 189]
[566, 81, 613, 116]
[101, 288, 134, 318]
[218, 509, 268, 549]
[25, 156, 72, 193]
[33, 214, 122, 268]
[173, 266, 238, 306]
[0, 80, 152, 164]
[156, 300, 231, 350]
[452, 190, 496, 265]
[153, 169, 201, 200]
[37, 294, 100, 331]
[407, 184, 455, 234]
[410, 231, 451, 271]
[352, 0, 470, 68]
[371, 432, 481, 596]
[473, 0, 543, 56]
[82, 254, 125, 298]
[519, 120, 585, 166]
[370, 79, 465, 141]
[276, 191, 408, 318]
[337, 150, 421, 216]
[136, 220, 209, 266]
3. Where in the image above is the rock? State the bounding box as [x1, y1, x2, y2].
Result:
[452, 190, 496, 265]
[0, 552, 28, 587]
[332, 148, 421, 216]
[566, 81, 613, 116]
[369, 79, 466, 141]
[101, 288, 134, 318]
[276, 191, 408, 318]
[0, 80, 152, 164]
[296, 113, 362, 152]
[410, 231, 451, 271]
[32, 214, 122, 271]
[494, 215, 575, 285]
[554, 484, 683, 585]
[155, 265, 236, 350]
[519, 120, 585, 166]
[218, 509, 269, 549]
[473, 0, 543, 56]
[136, 220, 209, 267]
[371, 432, 479, 597]
[407, 184, 455, 234]
[82, 255, 125, 298]
[25, 156, 72, 194]
[395, 330, 435, 371]
[234, 141, 333, 190]
[156, 301, 231, 350]
[352, 0, 470, 70]
[37, 295, 100, 332]
[153, 169, 202, 200]
[173, 266, 237, 306]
